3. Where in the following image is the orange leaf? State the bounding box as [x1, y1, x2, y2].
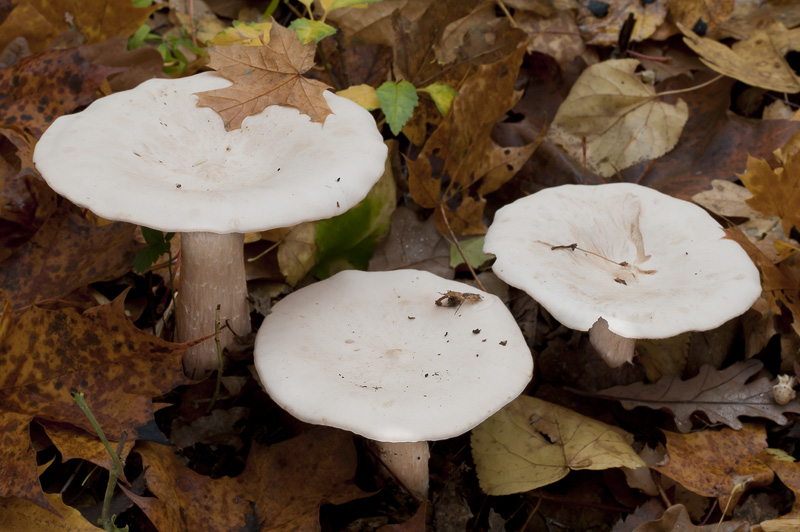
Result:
[739, 153, 800, 235]
[0, 294, 188, 510]
[197, 22, 332, 130]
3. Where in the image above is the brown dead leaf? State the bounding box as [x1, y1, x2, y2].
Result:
[577, 0, 668, 46]
[739, 153, 800, 236]
[668, 0, 735, 39]
[326, 0, 431, 47]
[40, 420, 134, 473]
[368, 207, 453, 278]
[632, 504, 748, 531]
[0, 490, 101, 531]
[0, 294, 188, 509]
[518, 10, 586, 67]
[407, 46, 540, 234]
[0, 202, 141, 309]
[547, 58, 689, 178]
[128, 428, 366, 532]
[0, 48, 123, 137]
[595, 360, 800, 433]
[0, 3, 60, 55]
[757, 450, 800, 529]
[197, 22, 332, 130]
[680, 22, 800, 93]
[378, 501, 427, 532]
[78, 36, 165, 93]
[653, 423, 773, 514]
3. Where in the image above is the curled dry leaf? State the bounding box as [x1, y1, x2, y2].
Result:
[471, 395, 644, 496]
[653, 423, 774, 514]
[197, 22, 332, 130]
[577, 0, 667, 46]
[546, 58, 689, 178]
[680, 22, 800, 93]
[594, 360, 800, 432]
[738, 152, 800, 236]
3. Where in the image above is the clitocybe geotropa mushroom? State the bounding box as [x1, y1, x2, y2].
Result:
[253, 269, 533, 499]
[32, 72, 387, 378]
[484, 183, 761, 367]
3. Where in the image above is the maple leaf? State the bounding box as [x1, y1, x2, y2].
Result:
[594, 360, 800, 433]
[0, 294, 189, 510]
[197, 22, 332, 130]
[738, 153, 800, 236]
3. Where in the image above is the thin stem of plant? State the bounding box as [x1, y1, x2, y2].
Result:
[495, 0, 518, 28]
[208, 305, 223, 412]
[439, 204, 488, 292]
[657, 74, 723, 97]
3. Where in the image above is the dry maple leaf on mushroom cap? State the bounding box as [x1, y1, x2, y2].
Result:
[32, 72, 388, 378]
[484, 183, 762, 367]
[253, 269, 533, 499]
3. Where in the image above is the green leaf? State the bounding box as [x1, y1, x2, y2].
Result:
[419, 83, 457, 116]
[376, 80, 419, 136]
[288, 18, 337, 44]
[311, 142, 396, 278]
[128, 24, 151, 50]
[131, 0, 153, 7]
[449, 236, 492, 269]
[329, 0, 383, 11]
[134, 228, 173, 273]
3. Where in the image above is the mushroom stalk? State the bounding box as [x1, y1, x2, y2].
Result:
[372, 441, 430, 500]
[177, 231, 251, 378]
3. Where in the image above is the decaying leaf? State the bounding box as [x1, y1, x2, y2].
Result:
[128, 428, 366, 532]
[336, 84, 381, 110]
[547, 58, 689, 178]
[595, 360, 800, 433]
[0, 490, 102, 531]
[577, 0, 668, 46]
[653, 423, 774, 514]
[680, 22, 800, 93]
[197, 22, 332, 130]
[631, 504, 748, 532]
[407, 46, 540, 234]
[739, 153, 800, 235]
[207, 20, 273, 46]
[668, 0, 735, 39]
[0, 294, 188, 509]
[471, 395, 644, 495]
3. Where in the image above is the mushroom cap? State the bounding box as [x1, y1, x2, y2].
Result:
[32, 72, 388, 233]
[484, 183, 761, 339]
[254, 269, 533, 442]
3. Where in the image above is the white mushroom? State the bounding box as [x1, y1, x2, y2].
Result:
[253, 269, 533, 499]
[484, 183, 761, 367]
[773, 375, 797, 405]
[32, 72, 387, 378]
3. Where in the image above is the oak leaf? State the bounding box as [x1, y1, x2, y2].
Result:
[594, 360, 800, 433]
[197, 22, 332, 130]
[471, 395, 644, 495]
[0, 294, 188, 510]
[0, 490, 101, 531]
[127, 428, 366, 532]
[738, 153, 800, 236]
[653, 423, 774, 513]
[547, 58, 689, 178]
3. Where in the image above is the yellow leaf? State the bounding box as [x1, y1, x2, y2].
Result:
[174, 12, 227, 44]
[208, 20, 272, 46]
[277, 222, 318, 286]
[336, 84, 380, 110]
[471, 396, 644, 495]
[546, 58, 688, 177]
[739, 153, 800, 235]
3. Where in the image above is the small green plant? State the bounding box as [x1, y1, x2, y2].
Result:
[128, 25, 206, 75]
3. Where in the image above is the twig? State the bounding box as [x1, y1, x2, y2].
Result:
[495, 0, 518, 28]
[70, 391, 128, 532]
[207, 304, 223, 412]
[438, 204, 488, 292]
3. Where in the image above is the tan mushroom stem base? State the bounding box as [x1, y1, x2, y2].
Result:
[371, 440, 430, 500]
[588, 318, 636, 368]
[177, 231, 251, 379]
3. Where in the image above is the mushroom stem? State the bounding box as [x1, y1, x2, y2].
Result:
[177, 231, 251, 379]
[372, 440, 430, 500]
[588, 317, 635, 368]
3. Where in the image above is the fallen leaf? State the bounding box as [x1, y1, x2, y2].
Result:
[756, 450, 800, 529]
[197, 22, 332, 130]
[632, 504, 748, 532]
[668, 0, 735, 39]
[517, 10, 586, 67]
[653, 423, 773, 513]
[0, 48, 123, 137]
[407, 46, 540, 235]
[0, 2, 61, 55]
[739, 153, 800, 235]
[680, 21, 800, 93]
[0, 294, 188, 509]
[277, 222, 318, 286]
[0, 202, 141, 309]
[449, 236, 492, 269]
[289, 18, 337, 44]
[326, 0, 431, 47]
[692, 179, 759, 220]
[471, 395, 645, 495]
[40, 420, 134, 473]
[594, 360, 800, 433]
[368, 207, 453, 278]
[207, 19, 273, 46]
[0, 491, 101, 531]
[336, 84, 381, 110]
[377, 501, 427, 532]
[128, 428, 366, 532]
[377, 80, 419, 135]
[577, 0, 668, 46]
[547, 58, 689, 178]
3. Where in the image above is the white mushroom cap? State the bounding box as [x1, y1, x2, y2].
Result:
[254, 269, 533, 442]
[484, 183, 761, 340]
[32, 72, 387, 233]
